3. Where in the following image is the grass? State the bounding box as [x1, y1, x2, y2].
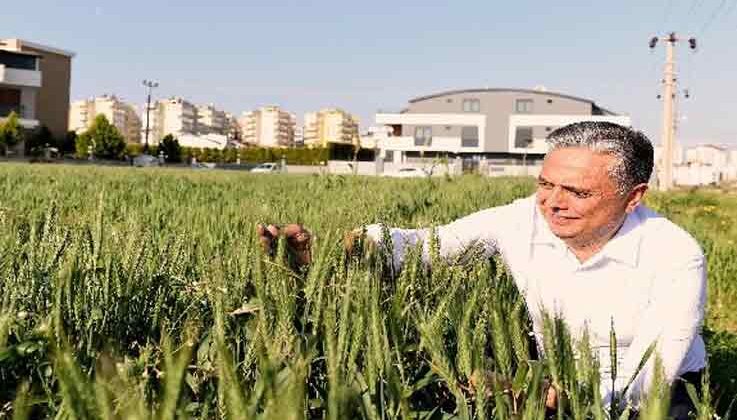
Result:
[0, 163, 735, 419]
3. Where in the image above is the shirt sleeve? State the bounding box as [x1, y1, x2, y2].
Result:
[602, 252, 707, 407]
[363, 202, 522, 270]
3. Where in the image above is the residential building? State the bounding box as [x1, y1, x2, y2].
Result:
[69, 95, 141, 143]
[197, 103, 227, 135]
[685, 144, 730, 167]
[303, 108, 360, 147]
[224, 112, 241, 140]
[0, 38, 74, 139]
[141, 97, 198, 146]
[654, 142, 685, 167]
[294, 126, 304, 146]
[373, 87, 630, 164]
[239, 106, 296, 147]
[655, 143, 737, 186]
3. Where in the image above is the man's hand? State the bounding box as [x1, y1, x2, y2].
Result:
[545, 384, 557, 411]
[257, 224, 312, 267]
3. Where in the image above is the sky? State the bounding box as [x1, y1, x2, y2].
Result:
[3, 0, 736, 146]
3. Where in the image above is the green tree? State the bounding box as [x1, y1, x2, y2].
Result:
[75, 114, 126, 159]
[0, 111, 24, 156]
[158, 134, 182, 163]
[25, 125, 54, 156]
[60, 131, 78, 155]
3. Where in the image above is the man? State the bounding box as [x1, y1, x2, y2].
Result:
[258, 122, 706, 417]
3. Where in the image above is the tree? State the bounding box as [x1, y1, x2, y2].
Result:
[26, 125, 54, 156]
[75, 115, 126, 159]
[60, 131, 78, 156]
[158, 134, 182, 163]
[0, 111, 24, 156]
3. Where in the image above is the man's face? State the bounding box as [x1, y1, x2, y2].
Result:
[536, 147, 630, 248]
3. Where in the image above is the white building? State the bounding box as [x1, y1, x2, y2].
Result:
[197, 103, 227, 135]
[70, 95, 141, 143]
[177, 133, 230, 150]
[373, 88, 630, 164]
[685, 144, 730, 167]
[656, 143, 737, 186]
[294, 126, 304, 146]
[141, 97, 198, 146]
[239, 106, 296, 147]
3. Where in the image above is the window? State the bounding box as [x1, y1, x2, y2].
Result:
[461, 126, 479, 147]
[515, 127, 534, 148]
[462, 99, 480, 112]
[0, 51, 38, 70]
[515, 99, 534, 114]
[414, 126, 432, 146]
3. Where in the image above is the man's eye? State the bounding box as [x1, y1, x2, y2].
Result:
[572, 191, 591, 199]
[538, 181, 553, 189]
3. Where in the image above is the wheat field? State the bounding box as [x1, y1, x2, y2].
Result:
[0, 163, 735, 419]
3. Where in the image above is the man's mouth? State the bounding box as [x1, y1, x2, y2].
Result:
[550, 213, 578, 225]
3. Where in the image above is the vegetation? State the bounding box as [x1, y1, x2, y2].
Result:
[0, 111, 24, 155]
[75, 115, 126, 160]
[0, 164, 735, 419]
[24, 126, 54, 156]
[159, 134, 183, 163]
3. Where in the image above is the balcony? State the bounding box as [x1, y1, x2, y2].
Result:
[0, 64, 42, 88]
[0, 105, 39, 129]
[377, 136, 473, 153]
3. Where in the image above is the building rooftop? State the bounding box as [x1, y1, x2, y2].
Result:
[407, 87, 619, 115]
[0, 38, 75, 58]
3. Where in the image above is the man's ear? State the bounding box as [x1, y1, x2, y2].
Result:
[625, 183, 648, 213]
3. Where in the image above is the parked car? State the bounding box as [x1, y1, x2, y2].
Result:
[383, 167, 431, 178]
[133, 154, 160, 167]
[250, 162, 281, 173]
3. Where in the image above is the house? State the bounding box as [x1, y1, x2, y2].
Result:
[0, 38, 74, 140]
[373, 87, 630, 165]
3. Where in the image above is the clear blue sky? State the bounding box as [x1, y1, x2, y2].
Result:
[3, 0, 736, 146]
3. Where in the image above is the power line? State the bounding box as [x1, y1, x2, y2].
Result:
[682, 0, 707, 33]
[698, 0, 730, 35]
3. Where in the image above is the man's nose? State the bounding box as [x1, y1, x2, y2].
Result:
[546, 186, 567, 209]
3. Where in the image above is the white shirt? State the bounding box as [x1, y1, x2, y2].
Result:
[366, 194, 706, 405]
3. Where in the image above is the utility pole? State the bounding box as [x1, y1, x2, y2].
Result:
[649, 33, 696, 191]
[142, 80, 159, 154]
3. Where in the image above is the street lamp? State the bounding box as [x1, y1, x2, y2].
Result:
[142, 80, 159, 153]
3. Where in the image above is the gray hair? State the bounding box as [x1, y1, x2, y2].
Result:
[545, 121, 654, 195]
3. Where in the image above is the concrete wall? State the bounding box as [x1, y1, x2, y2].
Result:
[21, 45, 72, 139]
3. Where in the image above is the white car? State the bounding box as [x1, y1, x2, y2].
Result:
[250, 162, 281, 173]
[384, 167, 431, 178]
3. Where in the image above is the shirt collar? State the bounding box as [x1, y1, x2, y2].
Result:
[530, 202, 644, 268]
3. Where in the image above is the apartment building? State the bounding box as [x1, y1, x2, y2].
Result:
[0, 38, 74, 139]
[69, 95, 141, 143]
[374, 87, 630, 163]
[224, 112, 241, 141]
[197, 103, 227, 135]
[239, 106, 296, 147]
[141, 97, 198, 146]
[303, 108, 360, 147]
[685, 144, 730, 167]
[655, 143, 737, 186]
